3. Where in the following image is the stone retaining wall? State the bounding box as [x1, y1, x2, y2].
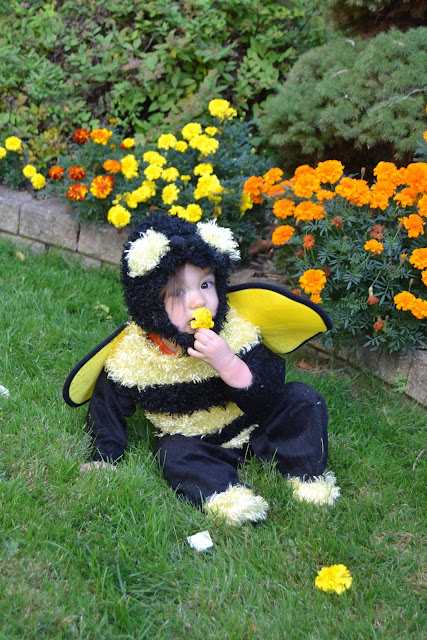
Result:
[0, 185, 426, 408]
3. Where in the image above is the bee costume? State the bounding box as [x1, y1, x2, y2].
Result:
[64, 213, 340, 525]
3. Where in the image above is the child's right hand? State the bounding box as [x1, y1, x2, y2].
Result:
[79, 461, 117, 473]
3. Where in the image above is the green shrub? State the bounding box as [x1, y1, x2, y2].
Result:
[323, 0, 427, 36]
[0, 0, 327, 167]
[259, 28, 427, 176]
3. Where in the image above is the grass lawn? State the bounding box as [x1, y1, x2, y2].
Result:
[0, 238, 425, 639]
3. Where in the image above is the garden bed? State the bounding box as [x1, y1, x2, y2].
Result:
[1, 185, 425, 408]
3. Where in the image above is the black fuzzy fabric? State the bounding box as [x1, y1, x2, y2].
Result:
[120, 213, 237, 350]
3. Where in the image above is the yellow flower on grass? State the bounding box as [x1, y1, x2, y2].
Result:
[190, 307, 214, 329]
[162, 184, 180, 205]
[315, 564, 353, 594]
[144, 163, 162, 181]
[157, 133, 177, 150]
[364, 239, 384, 254]
[5, 136, 22, 151]
[0, 146, 6, 159]
[107, 204, 131, 228]
[121, 154, 139, 179]
[31, 173, 46, 190]
[182, 122, 202, 141]
[23, 164, 37, 178]
[161, 167, 180, 182]
[142, 151, 167, 166]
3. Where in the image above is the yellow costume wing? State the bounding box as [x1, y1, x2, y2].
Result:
[63, 283, 332, 407]
[227, 282, 332, 354]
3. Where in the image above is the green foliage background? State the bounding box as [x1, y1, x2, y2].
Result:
[0, 0, 327, 165]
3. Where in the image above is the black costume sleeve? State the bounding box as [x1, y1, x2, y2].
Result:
[228, 343, 286, 422]
[85, 369, 137, 463]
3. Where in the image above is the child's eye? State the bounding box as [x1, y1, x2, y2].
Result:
[174, 288, 185, 297]
[201, 281, 214, 289]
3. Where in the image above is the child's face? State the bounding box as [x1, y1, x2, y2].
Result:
[164, 264, 219, 334]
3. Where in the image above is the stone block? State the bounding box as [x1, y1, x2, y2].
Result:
[19, 198, 78, 250]
[0, 231, 46, 253]
[0, 186, 33, 234]
[406, 350, 427, 407]
[78, 222, 129, 264]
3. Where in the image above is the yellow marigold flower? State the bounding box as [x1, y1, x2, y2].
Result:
[410, 297, 427, 319]
[205, 126, 218, 136]
[194, 174, 223, 200]
[31, 173, 46, 190]
[142, 150, 167, 165]
[174, 140, 188, 152]
[120, 137, 135, 149]
[161, 167, 180, 182]
[364, 239, 384, 254]
[162, 184, 180, 205]
[169, 205, 186, 217]
[23, 164, 37, 178]
[157, 133, 177, 150]
[91, 129, 113, 145]
[121, 154, 139, 180]
[421, 270, 427, 287]
[90, 175, 114, 199]
[293, 173, 321, 198]
[182, 122, 203, 141]
[190, 307, 214, 329]
[182, 203, 202, 223]
[208, 99, 237, 120]
[0, 146, 6, 159]
[180, 175, 191, 182]
[144, 163, 162, 181]
[394, 290, 415, 310]
[315, 564, 352, 594]
[399, 213, 425, 238]
[336, 177, 372, 206]
[409, 247, 427, 270]
[132, 185, 152, 203]
[273, 199, 295, 219]
[5, 136, 22, 151]
[240, 192, 254, 214]
[294, 201, 325, 222]
[299, 269, 327, 295]
[315, 160, 344, 184]
[124, 192, 139, 209]
[189, 134, 219, 156]
[418, 194, 427, 217]
[194, 163, 213, 177]
[107, 204, 131, 228]
[142, 180, 156, 197]
[272, 225, 294, 245]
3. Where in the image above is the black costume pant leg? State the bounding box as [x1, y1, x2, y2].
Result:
[153, 434, 245, 507]
[249, 381, 328, 478]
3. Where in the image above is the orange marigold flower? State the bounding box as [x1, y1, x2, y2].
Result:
[409, 248, 427, 270]
[373, 161, 402, 189]
[394, 187, 417, 208]
[293, 164, 316, 179]
[293, 173, 321, 198]
[66, 183, 88, 201]
[69, 166, 86, 181]
[267, 183, 286, 198]
[294, 201, 324, 222]
[403, 162, 427, 194]
[399, 213, 425, 238]
[394, 291, 415, 310]
[417, 194, 427, 217]
[72, 128, 91, 144]
[335, 177, 372, 206]
[331, 216, 343, 228]
[370, 184, 393, 210]
[273, 198, 295, 219]
[272, 225, 294, 245]
[291, 288, 302, 296]
[315, 188, 335, 201]
[367, 295, 380, 305]
[91, 128, 113, 145]
[310, 293, 322, 304]
[422, 270, 427, 287]
[303, 234, 315, 249]
[364, 239, 384, 254]
[299, 269, 327, 295]
[48, 165, 65, 180]
[369, 224, 384, 240]
[373, 318, 384, 331]
[315, 160, 344, 184]
[243, 176, 265, 204]
[90, 175, 115, 199]
[410, 297, 427, 319]
[295, 248, 304, 259]
[103, 159, 121, 174]
[263, 167, 283, 186]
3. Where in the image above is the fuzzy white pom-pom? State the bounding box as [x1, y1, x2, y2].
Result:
[197, 220, 240, 261]
[204, 484, 268, 525]
[289, 471, 340, 506]
[126, 229, 170, 277]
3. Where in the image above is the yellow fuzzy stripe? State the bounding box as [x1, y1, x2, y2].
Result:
[104, 307, 260, 390]
[147, 402, 244, 437]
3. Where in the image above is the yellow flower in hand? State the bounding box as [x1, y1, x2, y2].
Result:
[190, 307, 214, 329]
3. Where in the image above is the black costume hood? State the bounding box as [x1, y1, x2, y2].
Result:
[120, 213, 240, 350]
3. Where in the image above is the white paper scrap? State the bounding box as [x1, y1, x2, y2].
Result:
[0, 385, 10, 397]
[186, 530, 213, 552]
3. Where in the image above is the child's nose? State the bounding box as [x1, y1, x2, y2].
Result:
[189, 290, 206, 308]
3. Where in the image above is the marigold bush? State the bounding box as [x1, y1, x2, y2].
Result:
[1, 100, 270, 257]
[243, 135, 427, 354]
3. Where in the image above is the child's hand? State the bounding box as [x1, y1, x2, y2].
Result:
[79, 461, 117, 473]
[188, 329, 253, 388]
